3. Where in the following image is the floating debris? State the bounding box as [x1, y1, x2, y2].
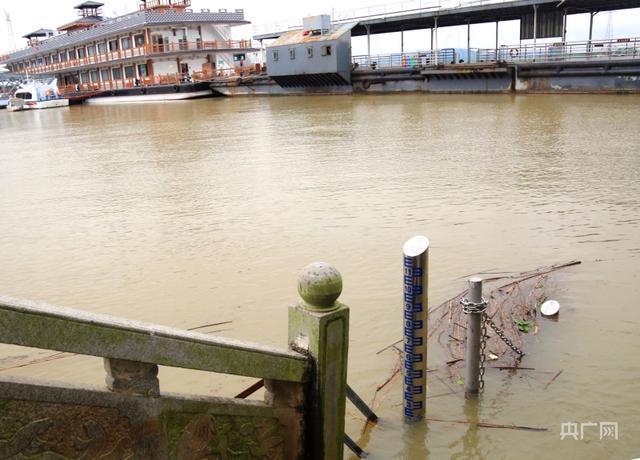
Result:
[540, 300, 560, 317]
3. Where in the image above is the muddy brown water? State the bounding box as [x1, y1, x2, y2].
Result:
[0, 94, 639, 459]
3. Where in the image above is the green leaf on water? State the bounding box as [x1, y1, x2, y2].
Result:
[515, 319, 534, 334]
[457, 378, 464, 385]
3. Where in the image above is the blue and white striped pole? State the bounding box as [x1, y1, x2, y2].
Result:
[402, 236, 429, 422]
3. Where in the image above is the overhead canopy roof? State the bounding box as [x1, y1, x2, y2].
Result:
[22, 29, 55, 39]
[350, 0, 640, 36]
[254, 0, 640, 40]
[74, 1, 105, 9]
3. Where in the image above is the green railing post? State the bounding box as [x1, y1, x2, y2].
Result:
[289, 262, 349, 460]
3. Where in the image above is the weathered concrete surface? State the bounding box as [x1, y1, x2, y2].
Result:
[0, 295, 307, 383]
[515, 60, 640, 93]
[104, 358, 160, 397]
[0, 376, 290, 459]
[210, 76, 353, 96]
[212, 60, 640, 95]
[289, 263, 349, 460]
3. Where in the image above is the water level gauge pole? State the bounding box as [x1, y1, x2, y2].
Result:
[402, 236, 429, 422]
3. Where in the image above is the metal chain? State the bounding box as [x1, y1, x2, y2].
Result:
[484, 314, 526, 358]
[461, 296, 526, 392]
[479, 313, 487, 391]
[460, 297, 487, 315]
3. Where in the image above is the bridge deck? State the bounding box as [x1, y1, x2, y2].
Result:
[254, 0, 640, 40]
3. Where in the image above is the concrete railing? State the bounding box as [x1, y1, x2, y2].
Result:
[0, 262, 349, 459]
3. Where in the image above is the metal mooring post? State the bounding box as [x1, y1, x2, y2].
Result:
[290, 262, 349, 460]
[463, 277, 484, 396]
[402, 236, 429, 422]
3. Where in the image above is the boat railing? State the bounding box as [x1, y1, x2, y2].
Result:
[58, 66, 265, 95]
[9, 40, 255, 76]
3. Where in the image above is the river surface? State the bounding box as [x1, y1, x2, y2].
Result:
[0, 94, 639, 459]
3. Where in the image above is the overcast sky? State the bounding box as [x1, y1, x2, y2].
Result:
[1, 0, 639, 55]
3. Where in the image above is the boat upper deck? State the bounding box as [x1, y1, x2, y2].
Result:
[2, 8, 248, 64]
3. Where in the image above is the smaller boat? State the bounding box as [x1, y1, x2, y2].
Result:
[11, 79, 69, 110]
[6, 97, 24, 112]
[0, 95, 10, 109]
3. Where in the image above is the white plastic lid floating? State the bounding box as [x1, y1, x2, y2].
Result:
[540, 300, 560, 316]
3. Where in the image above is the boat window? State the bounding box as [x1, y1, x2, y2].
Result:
[100, 69, 111, 82]
[80, 72, 90, 83]
[124, 65, 135, 78]
[97, 42, 107, 55]
[121, 37, 132, 50]
[134, 34, 145, 47]
[289, 48, 295, 60]
[272, 50, 279, 61]
[306, 47, 313, 58]
[112, 67, 122, 80]
[59, 52, 66, 62]
[15, 92, 32, 100]
[52, 54, 58, 64]
[44, 56, 51, 65]
[108, 39, 119, 52]
[87, 45, 96, 57]
[137, 64, 148, 77]
[68, 49, 76, 61]
[90, 70, 100, 83]
[77, 48, 85, 59]
[321, 45, 332, 56]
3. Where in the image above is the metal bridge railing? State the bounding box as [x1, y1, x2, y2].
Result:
[353, 49, 457, 69]
[496, 37, 640, 64]
[351, 38, 640, 70]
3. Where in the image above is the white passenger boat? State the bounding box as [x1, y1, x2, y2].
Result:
[11, 79, 69, 110]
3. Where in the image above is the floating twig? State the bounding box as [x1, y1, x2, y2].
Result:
[425, 417, 548, 432]
[543, 370, 564, 390]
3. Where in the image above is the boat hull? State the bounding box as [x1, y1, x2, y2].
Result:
[24, 99, 70, 110]
[86, 90, 213, 104]
[83, 82, 215, 105]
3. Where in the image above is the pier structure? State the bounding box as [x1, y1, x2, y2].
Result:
[239, 0, 640, 95]
[0, 262, 350, 459]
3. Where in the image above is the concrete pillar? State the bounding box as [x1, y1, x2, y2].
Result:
[366, 25, 371, 61]
[430, 28, 433, 51]
[289, 262, 349, 460]
[467, 20, 471, 63]
[562, 9, 567, 42]
[495, 20, 499, 59]
[464, 278, 483, 396]
[588, 12, 596, 52]
[401, 27, 404, 54]
[533, 5, 538, 49]
[434, 17, 439, 65]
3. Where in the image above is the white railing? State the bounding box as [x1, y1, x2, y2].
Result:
[496, 37, 640, 64]
[353, 49, 457, 69]
[351, 38, 640, 70]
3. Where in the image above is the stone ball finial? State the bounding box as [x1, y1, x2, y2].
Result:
[298, 262, 343, 310]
